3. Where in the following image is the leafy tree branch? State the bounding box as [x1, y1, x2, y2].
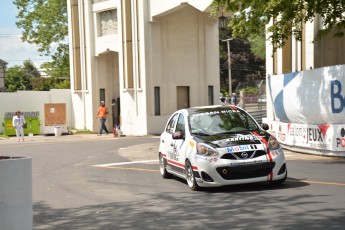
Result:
[211, 0, 345, 50]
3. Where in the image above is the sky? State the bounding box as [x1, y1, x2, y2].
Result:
[0, 1, 52, 68]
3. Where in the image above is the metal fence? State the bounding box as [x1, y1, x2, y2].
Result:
[243, 89, 267, 122]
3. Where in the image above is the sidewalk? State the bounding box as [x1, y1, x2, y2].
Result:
[0, 133, 122, 144]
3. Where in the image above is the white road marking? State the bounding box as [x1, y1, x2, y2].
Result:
[93, 159, 158, 167]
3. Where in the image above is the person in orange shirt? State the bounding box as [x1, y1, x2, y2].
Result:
[96, 101, 109, 135]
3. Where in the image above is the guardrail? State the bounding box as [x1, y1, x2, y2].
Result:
[242, 103, 267, 123]
[249, 110, 267, 123]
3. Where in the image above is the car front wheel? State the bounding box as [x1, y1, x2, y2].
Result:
[159, 153, 172, 179]
[185, 160, 200, 191]
[270, 170, 287, 185]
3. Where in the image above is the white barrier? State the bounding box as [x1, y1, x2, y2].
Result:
[0, 89, 72, 135]
[0, 157, 32, 230]
[263, 119, 345, 156]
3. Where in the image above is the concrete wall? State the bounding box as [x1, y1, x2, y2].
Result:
[143, 6, 220, 134]
[0, 89, 72, 135]
[149, 0, 213, 18]
[314, 28, 345, 68]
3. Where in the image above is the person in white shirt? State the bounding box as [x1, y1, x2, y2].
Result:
[12, 111, 26, 142]
[230, 93, 238, 106]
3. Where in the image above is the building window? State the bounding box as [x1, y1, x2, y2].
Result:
[176, 114, 185, 136]
[165, 113, 179, 134]
[208, 86, 214, 105]
[100, 88, 105, 104]
[177, 86, 190, 110]
[154, 87, 160, 116]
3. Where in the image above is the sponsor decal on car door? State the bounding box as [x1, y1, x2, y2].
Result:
[168, 113, 188, 173]
[161, 112, 179, 160]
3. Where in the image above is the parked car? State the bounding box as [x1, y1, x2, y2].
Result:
[159, 105, 287, 190]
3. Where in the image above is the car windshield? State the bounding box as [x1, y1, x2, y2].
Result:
[188, 108, 259, 136]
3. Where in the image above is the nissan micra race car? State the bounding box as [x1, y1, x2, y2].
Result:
[159, 105, 287, 190]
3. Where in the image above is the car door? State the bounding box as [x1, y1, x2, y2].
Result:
[160, 112, 188, 175]
[160, 112, 179, 162]
[168, 112, 190, 176]
[173, 112, 188, 169]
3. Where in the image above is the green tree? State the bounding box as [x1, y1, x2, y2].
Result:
[248, 26, 266, 59]
[5, 60, 44, 92]
[41, 44, 70, 79]
[219, 26, 265, 95]
[5, 65, 32, 92]
[211, 0, 345, 50]
[30, 76, 70, 91]
[5, 59, 69, 92]
[23, 60, 41, 78]
[14, 0, 69, 79]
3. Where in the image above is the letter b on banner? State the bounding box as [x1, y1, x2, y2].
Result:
[331, 80, 345, 113]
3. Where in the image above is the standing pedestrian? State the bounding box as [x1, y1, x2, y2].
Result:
[96, 101, 109, 135]
[230, 93, 238, 106]
[12, 111, 26, 142]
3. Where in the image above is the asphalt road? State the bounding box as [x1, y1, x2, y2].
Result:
[1, 134, 345, 230]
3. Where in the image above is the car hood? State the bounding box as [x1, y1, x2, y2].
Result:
[194, 131, 270, 148]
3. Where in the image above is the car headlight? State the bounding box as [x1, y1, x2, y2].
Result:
[268, 136, 281, 150]
[196, 143, 218, 156]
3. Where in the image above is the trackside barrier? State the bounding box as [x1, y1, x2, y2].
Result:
[263, 119, 345, 156]
[0, 156, 32, 230]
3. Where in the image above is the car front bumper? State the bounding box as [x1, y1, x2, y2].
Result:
[192, 149, 287, 187]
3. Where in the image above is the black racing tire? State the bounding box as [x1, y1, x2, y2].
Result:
[185, 160, 200, 191]
[270, 170, 287, 185]
[159, 153, 172, 179]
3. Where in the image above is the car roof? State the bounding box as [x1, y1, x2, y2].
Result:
[184, 105, 243, 115]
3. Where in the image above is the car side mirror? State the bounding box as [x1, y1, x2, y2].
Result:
[172, 131, 185, 140]
[261, 123, 269, 130]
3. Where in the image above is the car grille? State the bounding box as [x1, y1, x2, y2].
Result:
[221, 150, 267, 160]
[216, 162, 275, 180]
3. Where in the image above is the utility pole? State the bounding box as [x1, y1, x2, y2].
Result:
[222, 38, 232, 96]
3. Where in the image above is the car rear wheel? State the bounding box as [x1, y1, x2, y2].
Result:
[159, 153, 172, 179]
[185, 160, 199, 191]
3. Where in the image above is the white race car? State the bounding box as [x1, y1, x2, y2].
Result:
[159, 105, 287, 190]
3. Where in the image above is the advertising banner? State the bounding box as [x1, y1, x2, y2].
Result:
[263, 120, 345, 155]
[266, 65, 345, 155]
[268, 65, 345, 124]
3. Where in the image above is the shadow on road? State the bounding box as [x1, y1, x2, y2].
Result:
[33, 177, 345, 230]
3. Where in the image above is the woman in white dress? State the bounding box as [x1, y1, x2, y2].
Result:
[12, 111, 26, 142]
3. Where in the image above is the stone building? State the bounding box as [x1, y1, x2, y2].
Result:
[266, 15, 345, 76]
[67, 0, 219, 135]
[0, 59, 7, 92]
